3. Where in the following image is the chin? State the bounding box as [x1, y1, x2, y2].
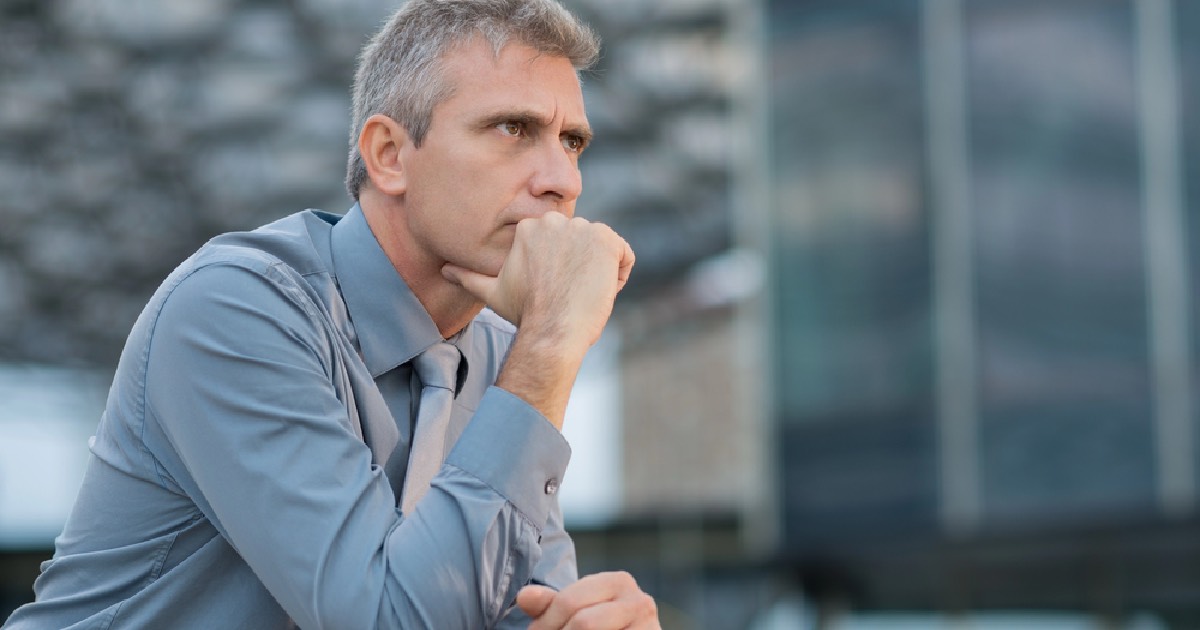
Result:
[458, 253, 505, 279]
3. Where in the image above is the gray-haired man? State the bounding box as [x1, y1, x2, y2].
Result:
[4, 0, 658, 628]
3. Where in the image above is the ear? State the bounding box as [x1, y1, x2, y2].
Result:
[359, 113, 411, 196]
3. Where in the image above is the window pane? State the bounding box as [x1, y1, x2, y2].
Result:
[770, 0, 937, 544]
[966, 0, 1156, 522]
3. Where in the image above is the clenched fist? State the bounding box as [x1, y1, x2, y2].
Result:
[442, 211, 634, 349]
[517, 572, 660, 630]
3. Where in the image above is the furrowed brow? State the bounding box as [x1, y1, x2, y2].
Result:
[475, 109, 547, 130]
[476, 109, 593, 144]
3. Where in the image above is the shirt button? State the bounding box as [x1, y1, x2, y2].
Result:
[544, 478, 559, 495]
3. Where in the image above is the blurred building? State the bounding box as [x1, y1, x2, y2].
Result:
[765, 0, 1200, 627]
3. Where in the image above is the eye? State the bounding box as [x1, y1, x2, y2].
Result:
[498, 121, 525, 137]
[562, 135, 586, 153]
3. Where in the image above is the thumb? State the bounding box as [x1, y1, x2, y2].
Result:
[441, 263, 497, 303]
[516, 584, 556, 619]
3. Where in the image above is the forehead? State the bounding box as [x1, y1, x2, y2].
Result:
[435, 37, 587, 121]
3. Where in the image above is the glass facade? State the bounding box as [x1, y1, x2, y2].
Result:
[772, 0, 1197, 549]
[969, 0, 1156, 524]
[771, 0, 938, 547]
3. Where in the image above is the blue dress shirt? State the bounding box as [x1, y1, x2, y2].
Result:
[4, 205, 577, 629]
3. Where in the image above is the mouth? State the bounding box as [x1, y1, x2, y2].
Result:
[504, 214, 545, 227]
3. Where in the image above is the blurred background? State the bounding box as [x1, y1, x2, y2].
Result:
[3, 0, 1200, 627]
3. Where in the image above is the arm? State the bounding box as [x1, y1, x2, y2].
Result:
[444, 212, 660, 629]
[144, 262, 564, 629]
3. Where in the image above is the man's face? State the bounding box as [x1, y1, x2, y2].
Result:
[396, 38, 591, 277]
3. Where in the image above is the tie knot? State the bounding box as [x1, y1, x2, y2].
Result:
[413, 342, 462, 392]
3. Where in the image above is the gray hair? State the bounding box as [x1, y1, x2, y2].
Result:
[345, 0, 601, 200]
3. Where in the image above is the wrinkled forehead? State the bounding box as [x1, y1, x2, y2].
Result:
[436, 37, 586, 113]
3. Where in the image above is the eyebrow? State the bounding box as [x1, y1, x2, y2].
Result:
[477, 109, 594, 145]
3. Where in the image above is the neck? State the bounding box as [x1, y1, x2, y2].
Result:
[359, 193, 484, 339]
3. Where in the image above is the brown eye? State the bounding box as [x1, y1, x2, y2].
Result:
[499, 121, 524, 136]
[562, 135, 585, 153]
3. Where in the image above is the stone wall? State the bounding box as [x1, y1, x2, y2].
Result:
[0, 0, 393, 365]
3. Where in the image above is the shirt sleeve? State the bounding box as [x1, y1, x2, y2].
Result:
[141, 261, 571, 629]
[495, 493, 579, 627]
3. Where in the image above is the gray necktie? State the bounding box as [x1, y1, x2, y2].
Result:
[400, 341, 462, 514]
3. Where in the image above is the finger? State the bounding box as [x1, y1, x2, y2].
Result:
[600, 587, 658, 629]
[559, 599, 641, 630]
[590, 222, 634, 291]
[516, 584, 557, 619]
[615, 238, 635, 291]
[441, 263, 497, 303]
[626, 591, 661, 629]
[529, 571, 635, 630]
[557, 587, 658, 630]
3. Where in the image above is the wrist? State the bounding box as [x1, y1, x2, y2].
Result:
[518, 308, 599, 355]
[496, 326, 588, 430]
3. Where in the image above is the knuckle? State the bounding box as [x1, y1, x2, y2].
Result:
[615, 570, 638, 590]
[639, 593, 658, 618]
[571, 613, 601, 630]
[556, 591, 584, 613]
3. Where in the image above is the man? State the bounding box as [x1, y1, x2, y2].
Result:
[4, 0, 658, 628]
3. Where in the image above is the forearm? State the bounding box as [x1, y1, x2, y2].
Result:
[159, 382, 565, 629]
[376, 386, 573, 626]
[495, 324, 589, 430]
[374, 469, 539, 627]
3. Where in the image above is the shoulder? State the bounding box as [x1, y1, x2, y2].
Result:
[137, 212, 340, 358]
[201, 210, 336, 278]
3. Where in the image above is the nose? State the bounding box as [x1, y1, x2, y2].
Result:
[529, 138, 583, 205]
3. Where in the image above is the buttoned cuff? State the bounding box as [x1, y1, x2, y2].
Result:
[445, 386, 571, 529]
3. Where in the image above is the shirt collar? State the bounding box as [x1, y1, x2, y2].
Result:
[330, 203, 448, 377]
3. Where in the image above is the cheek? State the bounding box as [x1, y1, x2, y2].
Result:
[410, 152, 524, 239]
